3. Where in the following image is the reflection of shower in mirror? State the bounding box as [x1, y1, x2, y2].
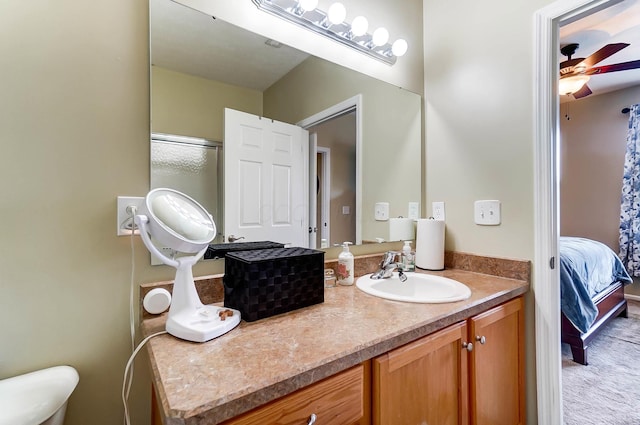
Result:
[150, 133, 223, 244]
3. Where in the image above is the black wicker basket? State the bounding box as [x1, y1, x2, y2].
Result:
[223, 247, 325, 322]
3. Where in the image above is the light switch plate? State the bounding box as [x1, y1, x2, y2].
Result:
[408, 202, 420, 220]
[374, 202, 389, 221]
[474, 200, 501, 225]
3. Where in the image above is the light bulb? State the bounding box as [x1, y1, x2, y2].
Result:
[351, 16, 368, 36]
[372, 27, 389, 46]
[298, 0, 318, 12]
[328, 2, 347, 25]
[392, 39, 408, 56]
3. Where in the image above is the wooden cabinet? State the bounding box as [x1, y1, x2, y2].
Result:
[221, 362, 371, 425]
[469, 297, 525, 425]
[373, 321, 469, 425]
[373, 297, 525, 425]
[152, 297, 524, 425]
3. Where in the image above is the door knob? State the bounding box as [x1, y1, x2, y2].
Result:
[476, 335, 486, 344]
[462, 342, 473, 352]
[228, 235, 245, 242]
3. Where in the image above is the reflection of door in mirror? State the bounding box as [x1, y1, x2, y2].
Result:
[224, 108, 309, 248]
[150, 133, 224, 244]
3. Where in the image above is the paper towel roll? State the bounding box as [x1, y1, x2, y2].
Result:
[415, 218, 445, 270]
[389, 217, 414, 241]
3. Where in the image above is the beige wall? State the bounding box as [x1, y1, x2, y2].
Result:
[559, 87, 640, 249]
[151, 66, 263, 141]
[559, 85, 640, 296]
[423, 1, 558, 423]
[0, 1, 422, 425]
[263, 56, 423, 242]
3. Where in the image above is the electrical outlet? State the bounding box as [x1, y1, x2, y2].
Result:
[374, 202, 389, 221]
[117, 196, 145, 236]
[432, 201, 445, 220]
[151, 246, 174, 266]
[474, 200, 501, 225]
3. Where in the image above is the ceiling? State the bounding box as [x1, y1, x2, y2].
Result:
[560, 0, 640, 100]
[150, 0, 309, 91]
[152, 0, 640, 98]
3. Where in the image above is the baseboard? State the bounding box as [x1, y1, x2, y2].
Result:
[625, 294, 640, 302]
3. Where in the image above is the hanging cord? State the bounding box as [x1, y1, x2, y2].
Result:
[122, 331, 168, 425]
[124, 205, 138, 425]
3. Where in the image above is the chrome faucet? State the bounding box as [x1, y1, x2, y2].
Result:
[371, 251, 407, 282]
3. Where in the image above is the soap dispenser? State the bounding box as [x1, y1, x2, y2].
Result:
[402, 241, 415, 272]
[337, 242, 354, 285]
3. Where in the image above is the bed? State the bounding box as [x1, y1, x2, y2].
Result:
[560, 236, 633, 365]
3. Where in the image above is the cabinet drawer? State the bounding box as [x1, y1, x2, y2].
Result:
[222, 363, 369, 425]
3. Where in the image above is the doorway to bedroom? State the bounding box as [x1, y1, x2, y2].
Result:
[556, 1, 640, 423]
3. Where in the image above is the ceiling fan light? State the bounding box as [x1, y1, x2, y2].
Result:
[559, 74, 590, 95]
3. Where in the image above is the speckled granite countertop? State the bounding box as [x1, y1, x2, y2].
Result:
[142, 258, 529, 425]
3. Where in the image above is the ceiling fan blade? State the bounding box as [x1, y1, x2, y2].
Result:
[573, 84, 592, 99]
[587, 59, 640, 75]
[577, 43, 629, 68]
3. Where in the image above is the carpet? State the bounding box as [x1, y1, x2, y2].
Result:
[562, 315, 640, 425]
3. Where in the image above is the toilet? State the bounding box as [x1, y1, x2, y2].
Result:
[0, 365, 79, 425]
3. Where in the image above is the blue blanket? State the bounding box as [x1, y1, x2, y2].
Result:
[560, 237, 632, 334]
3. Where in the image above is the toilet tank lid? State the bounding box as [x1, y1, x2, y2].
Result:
[0, 365, 79, 424]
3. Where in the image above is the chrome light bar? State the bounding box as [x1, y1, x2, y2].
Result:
[251, 0, 398, 65]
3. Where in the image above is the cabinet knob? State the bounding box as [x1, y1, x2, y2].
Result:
[308, 413, 317, 424]
[476, 335, 486, 344]
[462, 342, 473, 352]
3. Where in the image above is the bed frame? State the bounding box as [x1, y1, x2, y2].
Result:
[561, 281, 628, 365]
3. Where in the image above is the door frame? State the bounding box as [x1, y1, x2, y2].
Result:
[533, 0, 620, 422]
[317, 146, 331, 247]
[297, 94, 363, 244]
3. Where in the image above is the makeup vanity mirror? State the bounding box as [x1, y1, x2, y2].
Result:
[150, 0, 422, 255]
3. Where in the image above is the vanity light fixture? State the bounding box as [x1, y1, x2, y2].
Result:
[559, 74, 590, 95]
[251, 0, 408, 65]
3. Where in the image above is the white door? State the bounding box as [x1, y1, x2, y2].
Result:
[224, 108, 308, 247]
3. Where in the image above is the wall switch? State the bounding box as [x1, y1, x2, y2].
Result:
[408, 202, 420, 220]
[432, 201, 445, 220]
[342, 206, 350, 215]
[474, 200, 501, 225]
[117, 196, 145, 236]
[374, 202, 390, 221]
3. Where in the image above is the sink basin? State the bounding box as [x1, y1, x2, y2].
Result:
[356, 272, 471, 303]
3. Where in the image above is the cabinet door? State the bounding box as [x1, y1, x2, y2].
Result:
[222, 362, 369, 425]
[469, 297, 525, 425]
[373, 321, 469, 425]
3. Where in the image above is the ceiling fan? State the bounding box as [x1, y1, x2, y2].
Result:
[559, 42, 640, 98]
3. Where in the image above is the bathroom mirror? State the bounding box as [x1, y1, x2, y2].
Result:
[150, 0, 422, 253]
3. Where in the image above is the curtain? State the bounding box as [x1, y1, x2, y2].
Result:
[619, 103, 640, 276]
